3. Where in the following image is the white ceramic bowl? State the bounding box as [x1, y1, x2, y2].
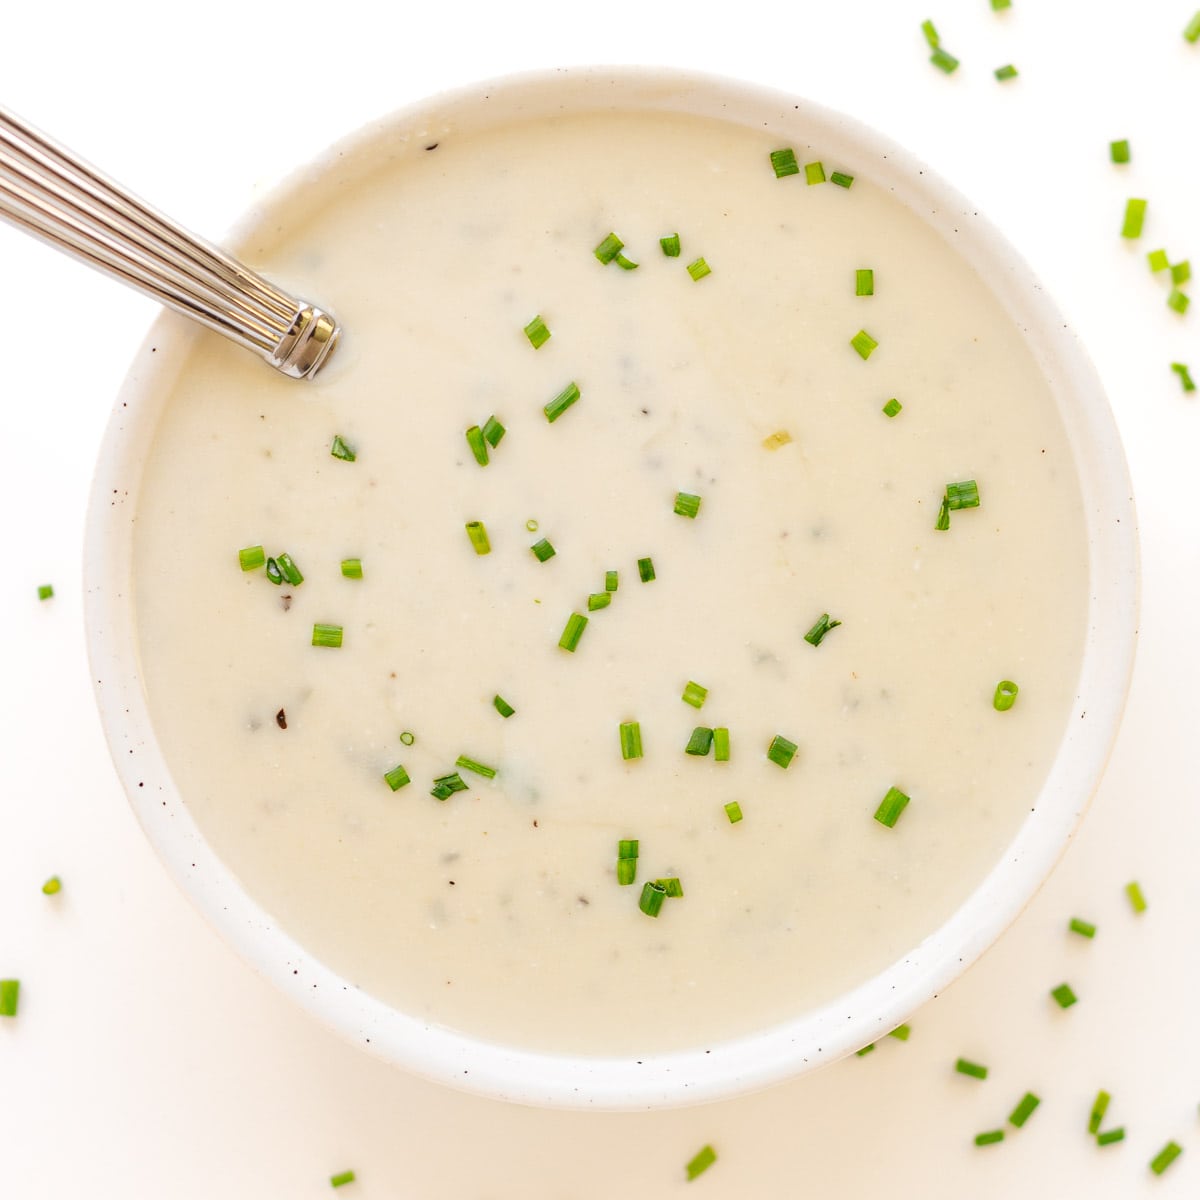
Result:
[84, 68, 1138, 1110]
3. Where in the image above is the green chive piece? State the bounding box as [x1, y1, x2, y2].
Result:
[1168, 288, 1190, 315]
[713, 727, 730, 762]
[685, 1145, 717, 1181]
[856, 1043, 876, 1057]
[851, 329, 879, 360]
[36, 582, 54, 601]
[991, 0, 1011, 9]
[993, 680, 1019, 711]
[617, 839, 639, 886]
[277, 553, 304, 586]
[767, 734, 797, 769]
[594, 232, 624, 264]
[1069, 917, 1097, 938]
[830, 171, 855, 189]
[1009, 1092, 1041, 1128]
[637, 557, 656, 583]
[42, 875, 61, 895]
[530, 538, 556, 563]
[1051, 982, 1078, 1009]
[1172, 260, 1192, 285]
[1110, 139, 1131, 164]
[804, 161, 826, 185]
[492, 694, 515, 718]
[682, 680, 708, 709]
[1125, 880, 1148, 913]
[1171, 362, 1197, 393]
[855, 268, 874, 296]
[921, 18, 940, 47]
[238, 545, 265, 571]
[430, 772, 469, 801]
[605, 570, 619, 592]
[523, 314, 551, 349]
[994, 63, 1019, 81]
[770, 148, 800, 178]
[935, 496, 951, 532]
[456, 754, 497, 780]
[930, 47, 960, 73]
[614, 252, 639, 271]
[685, 726, 715, 756]
[0, 980, 18, 1017]
[465, 424, 489, 466]
[660, 233, 682, 256]
[686, 257, 712, 282]
[762, 429, 793, 450]
[340, 558, 363, 579]
[466, 521, 491, 555]
[311, 623, 343, 648]
[265, 557, 283, 585]
[330, 1170, 356, 1188]
[804, 613, 842, 647]
[1150, 1142, 1183, 1175]
[544, 381, 581, 423]
[882, 398, 903, 418]
[1121, 198, 1147, 239]
[946, 479, 980, 509]
[620, 721, 644, 761]
[1097, 1127, 1126, 1147]
[482, 415, 506, 448]
[1186, 11, 1200, 42]
[974, 1131, 1004, 1147]
[874, 785, 911, 828]
[674, 491, 702, 519]
[639, 880, 667, 917]
[955, 1058, 988, 1081]
[399, 731, 415, 746]
[587, 592, 611, 612]
[559, 612, 588, 652]
[724, 800, 743, 823]
[383, 764, 411, 791]
[1148, 248, 1170, 272]
[657, 877, 684, 898]
[1089, 1090, 1111, 1134]
[889, 1024, 911, 1041]
[330, 434, 356, 462]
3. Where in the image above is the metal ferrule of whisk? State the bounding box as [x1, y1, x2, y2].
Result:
[0, 105, 339, 379]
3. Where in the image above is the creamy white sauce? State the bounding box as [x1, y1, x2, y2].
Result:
[131, 109, 1088, 1056]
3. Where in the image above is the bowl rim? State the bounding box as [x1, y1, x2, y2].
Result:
[83, 64, 1139, 1111]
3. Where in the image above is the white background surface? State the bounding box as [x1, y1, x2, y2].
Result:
[2, 1, 1199, 1195]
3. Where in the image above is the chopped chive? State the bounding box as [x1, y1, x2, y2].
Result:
[238, 545, 265, 571]
[762, 429, 793, 450]
[713, 727, 730, 762]
[994, 63, 1018, 81]
[559, 612, 588, 652]
[935, 495, 951, 531]
[1186, 11, 1200, 42]
[311, 623, 343, 648]
[1097, 1127, 1126, 1147]
[882, 398, 903, 418]
[856, 1043, 876, 1057]
[614, 252, 639, 271]
[617, 839, 639, 886]
[605, 570, 619, 592]
[1089, 1091, 1111, 1134]
[523, 314, 551, 349]
[804, 161, 826, 185]
[830, 171, 855, 188]
[993, 680, 1018, 710]
[724, 800, 743, 823]
[770, 148, 800, 178]
[1171, 362, 1196, 392]
[618, 838, 639, 860]
[340, 558, 363, 579]
[330, 1170, 356, 1188]
[466, 521, 491, 555]
[265, 557, 284, 585]
[686, 257, 712, 282]
[465, 424, 489, 466]
[1148, 248, 1170, 272]
[492, 694, 515, 718]
[974, 1131, 1004, 1147]
[674, 491, 702, 519]
[1168, 288, 1190, 315]
[855, 268, 874, 296]
[277, 553, 304, 586]
[1150, 1142, 1183, 1175]
[1069, 917, 1097, 938]
[594, 232, 624, 264]
[946, 479, 980, 509]
[685, 1145, 717, 1181]
[1110, 139, 1131, 164]
[0, 979, 18, 1017]
[1051, 982, 1078, 1009]
[530, 538, 556, 563]
[619, 721, 644, 761]
[660, 232, 682, 256]
[637, 557, 656, 583]
[544, 381, 581, 423]
[657, 877, 684, 898]
[1125, 880, 1148, 913]
[682, 680, 708, 709]
[42, 875, 61, 895]
[36, 582, 54, 601]
[399, 730, 415, 746]
[639, 881, 667, 917]
[587, 592, 611, 611]
[383, 764, 410, 791]
[851, 329, 878, 360]
[1172, 260, 1192, 285]
[482, 416, 506, 449]
[804, 613, 842, 647]
[685, 726, 715, 756]
[1121, 198, 1147, 239]
[525, 518, 539, 533]
[456, 754, 497, 780]
[930, 47, 960, 73]
[991, 0, 1011, 9]
[330, 435, 356, 462]
[767, 734, 797, 769]
[430, 772, 469, 801]
[1009, 1092, 1041, 1128]
[921, 18, 940, 47]
[889, 1024, 911, 1041]
[955, 1058, 988, 1081]
[874, 785, 911, 828]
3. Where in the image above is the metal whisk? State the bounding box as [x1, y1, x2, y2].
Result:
[0, 105, 339, 379]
